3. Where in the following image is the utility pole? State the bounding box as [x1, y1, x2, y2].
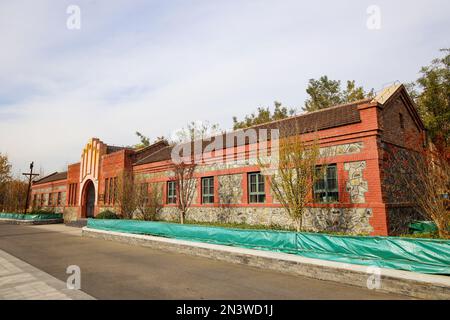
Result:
[22, 162, 39, 214]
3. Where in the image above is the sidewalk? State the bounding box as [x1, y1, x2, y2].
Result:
[0, 249, 94, 300]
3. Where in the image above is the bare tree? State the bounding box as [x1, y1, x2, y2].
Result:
[172, 120, 221, 144]
[259, 124, 325, 232]
[135, 181, 163, 221]
[115, 170, 137, 219]
[0, 154, 29, 213]
[173, 162, 197, 224]
[392, 144, 449, 238]
[0, 153, 12, 211]
[1, 178, 28, 213]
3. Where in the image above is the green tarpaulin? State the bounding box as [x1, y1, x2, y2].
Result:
[0, 213, 63, 220]
[87, 219, 450, 275]
[409, 221, 438, 234]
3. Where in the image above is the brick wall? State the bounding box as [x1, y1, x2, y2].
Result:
[65, 162, 80, 221]
[97, 149, 134, 213]
[30, 180, 66, 213]
[378, 91, 426, 235]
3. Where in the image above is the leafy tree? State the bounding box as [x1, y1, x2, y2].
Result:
[233, 101, 296, 130]
[408, 49, 450, 146]
[304, 76, 343, 112]
[342, 80, 374, 103]
[303, 76, 374, 112]
[135, 131, 150, 148]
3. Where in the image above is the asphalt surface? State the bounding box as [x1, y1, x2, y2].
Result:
[0, 223, 409, 300]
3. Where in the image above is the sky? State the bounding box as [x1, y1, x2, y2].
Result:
[0, 0, 449, 176]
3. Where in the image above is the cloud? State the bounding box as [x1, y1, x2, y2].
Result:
[1, 0, 449, 174]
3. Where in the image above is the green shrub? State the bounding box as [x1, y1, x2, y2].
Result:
[399, 231, 443, 239]
[29, 209, 56, 215]
[95, 210, 120, 220]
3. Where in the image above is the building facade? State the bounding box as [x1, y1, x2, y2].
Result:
[31, 84, 426, 235]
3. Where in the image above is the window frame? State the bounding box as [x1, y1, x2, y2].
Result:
[201, 177, 215, 204]
[104, 178, 109, 204]
[248, 172, 266, 204]
[314, 164, 339, 203]
[57, 192, 62, 206]
[399, 113, 405, 129]
[167, 181, 177, 204]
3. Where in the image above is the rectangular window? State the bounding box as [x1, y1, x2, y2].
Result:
[40, 194, 44, 207]
[113, 177, 117, 204]
[399, 113, 405, 129]
[314, 164, 339, 203]
[57, 192, 62, 206]
[167, 181, 176, 204]
[33, 194, 37, 208]
[248, 172, 265, 203]
[48, 193, 53, 206]
[109, 178, 114, 204]
[68, 184, 76, 205]
[201, 177, 214, 204]
[68, 184, 73, 205]
[104, 178, 109, 204]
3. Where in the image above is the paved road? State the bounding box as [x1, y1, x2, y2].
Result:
[0, 223, 408, 300]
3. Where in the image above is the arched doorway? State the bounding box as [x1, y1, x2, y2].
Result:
[82, 180, 96, 218]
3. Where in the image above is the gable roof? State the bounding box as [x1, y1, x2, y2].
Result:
[372, 83, 425, 130]
[134, 99, 368, 166]
[33, 171, 67, 185]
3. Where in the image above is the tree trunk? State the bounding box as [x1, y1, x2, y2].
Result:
[295, 219, 301, 232]
[180, 211, 185, 224]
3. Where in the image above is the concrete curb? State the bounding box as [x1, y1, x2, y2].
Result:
[0, 218, 64, 225]
[82, 227, 450, 300]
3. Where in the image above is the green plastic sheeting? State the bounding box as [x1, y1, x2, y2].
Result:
[409, 221, 446, 234]
[87, 219, 450, 274]
[0, 213, 63, 221]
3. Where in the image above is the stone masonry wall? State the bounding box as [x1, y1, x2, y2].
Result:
[156, 206, 373, 235]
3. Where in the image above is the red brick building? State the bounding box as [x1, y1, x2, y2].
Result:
[31, 84, 426, 235]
